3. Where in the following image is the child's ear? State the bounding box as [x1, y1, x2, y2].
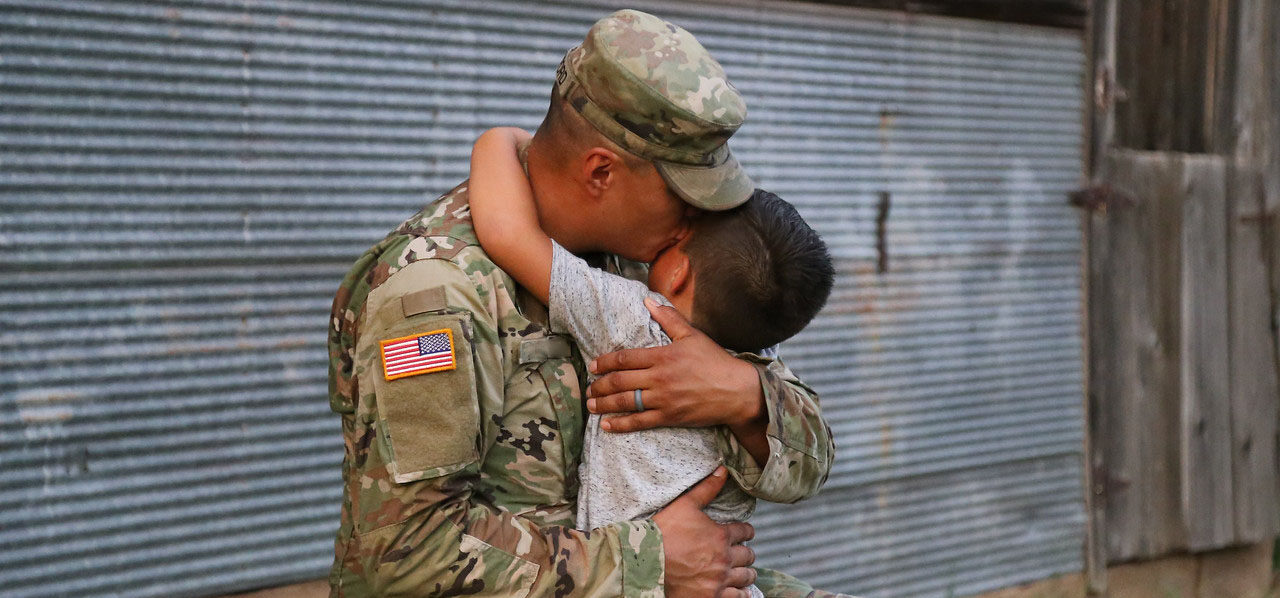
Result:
[667, 252, 692, 295]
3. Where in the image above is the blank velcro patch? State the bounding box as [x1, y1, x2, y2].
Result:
[380, 328, 456, 380]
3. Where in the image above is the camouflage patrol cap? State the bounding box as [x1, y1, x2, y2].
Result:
[555, 9, 754, 211]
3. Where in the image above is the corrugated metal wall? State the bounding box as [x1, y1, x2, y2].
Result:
[727, 4, 1087, 595]
[0, 1, 1085, 597]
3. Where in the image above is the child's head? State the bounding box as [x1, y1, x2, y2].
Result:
[647, 189, 834, 353]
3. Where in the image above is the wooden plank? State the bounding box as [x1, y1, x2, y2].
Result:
[1091, 150, 1189, 562]
[1231, 0, 1269, 176]
[1111, 0, 1151, 150]
[1091, 151, 1241, 560]
[1177, 155, 1234, 552]
[1111, 0, 1232, 153]
[1227, 0, 1280, 544]
[1272, 0, 1280, 422]
[1204, 0, 1236, 154]
[1227, 167, 1280, 542]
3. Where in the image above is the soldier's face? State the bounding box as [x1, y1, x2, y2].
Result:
[599, 165, 691, 263]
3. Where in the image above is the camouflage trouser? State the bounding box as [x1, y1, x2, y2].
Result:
[756, 567, 858, 598]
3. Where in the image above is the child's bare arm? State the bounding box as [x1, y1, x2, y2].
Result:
[469, 127, 552, 303]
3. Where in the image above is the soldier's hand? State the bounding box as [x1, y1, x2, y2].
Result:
[587, 298, 765, 433]
[653, 467, 757, 598]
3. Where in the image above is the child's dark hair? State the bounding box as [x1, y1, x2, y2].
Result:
[683, 189, 834, 353]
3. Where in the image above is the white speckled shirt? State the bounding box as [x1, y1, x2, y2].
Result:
[548, 242, 757, 533]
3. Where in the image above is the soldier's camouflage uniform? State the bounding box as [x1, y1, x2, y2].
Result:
[326, 8, 846, 598]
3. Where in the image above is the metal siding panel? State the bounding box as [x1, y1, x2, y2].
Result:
[718, 5, 1088, 597]
[0, 1, 1084, 597]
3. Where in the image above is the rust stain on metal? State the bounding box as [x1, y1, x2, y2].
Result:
[1238, 212, 1275, 224]
[878, 108, 898, 149]
[875, 191, 891, 274]
[879, 419, 895, 460]
[21, 410, 71, 424]
[17, 392, 83, 404]
[1070, 183, 1137, 212]
[275, 337, 308, 349]
[17, 392, 83, 423]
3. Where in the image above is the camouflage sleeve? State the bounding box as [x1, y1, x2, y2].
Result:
[362, 500, 664, 597]
[716, 353, 834, 504]
[346, 258, 665, 597]
[754, 567, 857, 598]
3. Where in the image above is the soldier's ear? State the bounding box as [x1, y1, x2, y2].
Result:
[581, 147, 621, 198]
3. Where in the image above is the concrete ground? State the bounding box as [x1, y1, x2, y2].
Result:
[220, 580, 326, 598]
[218, 541, 1277, 598]
[972, 541, 1275, 598]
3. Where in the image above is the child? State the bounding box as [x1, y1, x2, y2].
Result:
[469, 127, 833, 595]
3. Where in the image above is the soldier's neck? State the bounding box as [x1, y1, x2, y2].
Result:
[524, 132, 556, 194]
[524, 132, 598, 256]
[523, 133, 570, 220]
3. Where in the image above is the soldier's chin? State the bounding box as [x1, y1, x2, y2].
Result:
[554, 238, 599, 257]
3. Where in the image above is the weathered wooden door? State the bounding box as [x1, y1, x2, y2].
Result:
[1082, 0, 1280, 575]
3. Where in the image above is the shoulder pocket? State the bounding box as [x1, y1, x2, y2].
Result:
[365, 298, 481, 484]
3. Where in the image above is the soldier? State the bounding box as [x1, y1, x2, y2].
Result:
[327, 9, 845, 598]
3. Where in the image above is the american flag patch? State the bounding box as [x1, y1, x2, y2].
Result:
[380, 329, 456, 381]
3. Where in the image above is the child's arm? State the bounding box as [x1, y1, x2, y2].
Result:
[471, 129, 667, 362]
[469, 127, 552, 303]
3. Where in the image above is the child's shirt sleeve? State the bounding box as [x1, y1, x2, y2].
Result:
[548, 240, 672, 361]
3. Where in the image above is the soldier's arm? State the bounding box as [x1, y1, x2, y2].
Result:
[717, 353, 834, 504]
[586, 302, 835, 504]
[350, 258, 663, 597]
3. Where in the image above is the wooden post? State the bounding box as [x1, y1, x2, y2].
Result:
[1081, 0, 1117, 591]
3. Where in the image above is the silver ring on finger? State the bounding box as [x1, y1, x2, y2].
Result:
[633, 388, 645, 411]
